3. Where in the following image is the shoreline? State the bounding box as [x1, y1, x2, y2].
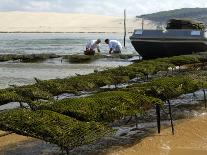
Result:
[0, 31, 133, 34]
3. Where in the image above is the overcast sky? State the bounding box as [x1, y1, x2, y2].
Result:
[0, 0, 207, 16]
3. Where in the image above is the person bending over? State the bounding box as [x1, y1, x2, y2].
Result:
[84, 39, 101, 55]
[105, 39, 122, 54]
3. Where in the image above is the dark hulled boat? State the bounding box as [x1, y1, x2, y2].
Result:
[130, 19, 207, 59]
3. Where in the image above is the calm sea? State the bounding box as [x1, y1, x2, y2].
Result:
[0, 33, 136, 88]
[0, 33, 135, 54]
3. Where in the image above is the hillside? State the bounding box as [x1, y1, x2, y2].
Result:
[138, 8, 207, 24]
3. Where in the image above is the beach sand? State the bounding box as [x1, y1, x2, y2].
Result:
[0, 12, 155, 33]
[0, 132, 32, 150]
[107, 113, 207, 155]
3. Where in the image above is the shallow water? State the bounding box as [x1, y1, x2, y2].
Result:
[106, 90, 207, 155]
[0, 33, 135, 55]
[108, 113, 207, 155]
[0, 33, 136, 88]
[0, 58, 132, 89]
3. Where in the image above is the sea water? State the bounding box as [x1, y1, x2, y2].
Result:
[0, 33, 136, 88]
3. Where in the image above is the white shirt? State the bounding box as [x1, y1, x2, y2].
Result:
[86, 40, 100, 50]
[108, 40, 122, 51]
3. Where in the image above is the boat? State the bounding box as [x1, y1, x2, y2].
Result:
[130, 19, 207, 59]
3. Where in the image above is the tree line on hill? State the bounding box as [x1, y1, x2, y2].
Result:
[137, 8, 207, 24]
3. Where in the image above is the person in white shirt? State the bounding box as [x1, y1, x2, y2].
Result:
[84, 39, 101, 55]
[105, 39, 122, 54]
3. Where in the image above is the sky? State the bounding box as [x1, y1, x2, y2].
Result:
[0, 0, 207, 16]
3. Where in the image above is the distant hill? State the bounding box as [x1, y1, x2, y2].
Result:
[138, 8, 207, 24]
[0, 12, 155, 33]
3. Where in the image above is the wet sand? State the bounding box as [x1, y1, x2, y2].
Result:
[0, 132, 32, 150]
[107, 113, 207, 155]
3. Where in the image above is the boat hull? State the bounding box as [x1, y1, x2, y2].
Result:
[131, 39, 207, 59]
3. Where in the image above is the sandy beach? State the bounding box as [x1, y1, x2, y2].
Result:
[0, 132, 32, 150]
[107, 113, 207, 155]
[0, 12, 155, 33]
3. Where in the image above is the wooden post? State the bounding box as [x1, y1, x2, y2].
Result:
[124, 9, 126, 47]
[203, 89, 207, 108]
[156, 104, 161, 134]
[19, 102, 23, 108]
[135, 114, 138, 128]
[167, 100, 175, 135]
